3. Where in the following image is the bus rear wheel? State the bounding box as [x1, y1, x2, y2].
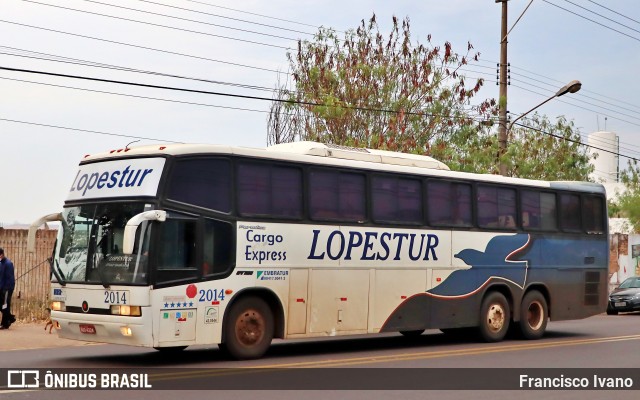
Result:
[478, 292, 510, 342]
[518, 290, 548, 340]
[223, 296, 274, 360]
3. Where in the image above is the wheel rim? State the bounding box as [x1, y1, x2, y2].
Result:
[526, 300, 544, 330]
[235, 308, 265, 347]
[486, 303, 506, 333]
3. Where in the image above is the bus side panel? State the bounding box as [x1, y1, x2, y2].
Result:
[524, 235, 608, 321]
[379, 281, 522, 332]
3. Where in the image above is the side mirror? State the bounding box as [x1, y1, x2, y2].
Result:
[123, 210, 166, 255]
[27, 213, 63, 253]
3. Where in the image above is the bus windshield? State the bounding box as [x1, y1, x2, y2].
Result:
[54, 203, 151, 285]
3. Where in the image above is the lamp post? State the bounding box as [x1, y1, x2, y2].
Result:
[499, 80, 582, 175]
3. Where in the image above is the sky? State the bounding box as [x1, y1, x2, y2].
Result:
[1, 0, 640, 225]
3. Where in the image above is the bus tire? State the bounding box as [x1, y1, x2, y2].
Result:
[478, 292, 510, 342]
[399, 329, 425, 337]
[223, 296, 274, 360]
[519, 291, 548, 340]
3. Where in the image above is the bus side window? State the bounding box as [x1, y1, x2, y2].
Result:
[156, 217, 198, 283]
[477, 186, 516, 229]
[583, 195, 604, 234]
[522, 191, 557, 231]
[427, 181, 472, 227]
[560, 193, 581, 231]
[203, 219, 233, 277]
[310, 169, 365, 222]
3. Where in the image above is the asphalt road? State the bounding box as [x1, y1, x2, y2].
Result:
[1, 313, 639, 399]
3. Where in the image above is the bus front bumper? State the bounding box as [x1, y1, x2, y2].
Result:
[51, 310, 154, 347]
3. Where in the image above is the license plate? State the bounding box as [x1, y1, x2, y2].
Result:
[79, 324, 96, 334]
[615, 302, 626, 307]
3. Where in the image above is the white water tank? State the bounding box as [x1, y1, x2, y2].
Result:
[588, 131, 619, 183]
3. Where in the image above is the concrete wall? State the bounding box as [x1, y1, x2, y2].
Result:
[609, 233, 640, 291]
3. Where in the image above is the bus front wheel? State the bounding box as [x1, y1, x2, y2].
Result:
[518, 290, 548, 340]
[223, 296, 274, 360]
[478, 292, 510, 342]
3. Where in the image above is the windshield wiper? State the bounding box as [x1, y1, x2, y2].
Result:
[91, 232, 111, 289]
[94, 256, 111, 289]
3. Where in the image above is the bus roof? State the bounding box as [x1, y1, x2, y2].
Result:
[80, 142, 605, 194]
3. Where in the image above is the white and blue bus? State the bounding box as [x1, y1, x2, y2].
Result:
[29, 142, 608, 359]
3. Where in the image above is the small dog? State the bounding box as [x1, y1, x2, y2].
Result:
[44, 308, 53, 334]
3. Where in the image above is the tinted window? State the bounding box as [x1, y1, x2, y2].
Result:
[521, 191, 557, 230]
[477, 186, 516, 229]
[427, 181, 472, 226]
[237, 163, 303, 218]
[309, 170, 366, 222]
[560, 193, 581, 231]
[372, 176, 422, 223]
[166, 158, 231, 212]
[583, 195, 604, 233]
[156, 217, 198, 283]
[203, 218, 233, 277]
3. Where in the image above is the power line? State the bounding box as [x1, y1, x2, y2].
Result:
[561, 0, 640, 36]
[181, 0, 323, 31]
[0, 20, 282, 74]
[508, 63, 640, 112]
[511, 82, 640, 130]
[508, 79, 640, 153]
[515, 120, 640, 163]
[0, 46, 280, 93]
[23, 0, 292, 50]
[509, 76, 640, 125]
[510, 69, 640, 116]
[46, 0, 306, 42]
[510, 84, 640, 157]
[0, 117, 182, 143]
[1, 46, 491, 117]
[0, 66, 493, 121]
[542, 0, 640, 43]
[586, 0, 640, 26]
[0, 75, 274, 114]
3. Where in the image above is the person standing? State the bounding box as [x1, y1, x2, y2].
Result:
[0, 247, 16, 329]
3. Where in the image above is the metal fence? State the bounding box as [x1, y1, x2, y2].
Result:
[0, 228, 57, 321]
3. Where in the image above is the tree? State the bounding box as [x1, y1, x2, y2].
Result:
[268, 14, 594, 181]
[502, 113, 593, 180]
[611, 160, 640, 231]
[268, 14, 496, 157]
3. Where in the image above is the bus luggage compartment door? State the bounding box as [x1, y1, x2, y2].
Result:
[309, 269, 369, 334]
[287, 269, 309, 335]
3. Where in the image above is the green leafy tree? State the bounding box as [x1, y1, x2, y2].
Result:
[268, 14, 496, 158]
[268, 14, 593, 181]
[612, 160, 640, 231]
[502, 113, 593, 180]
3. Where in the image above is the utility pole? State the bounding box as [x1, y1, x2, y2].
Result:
[497, 0, 509, 176]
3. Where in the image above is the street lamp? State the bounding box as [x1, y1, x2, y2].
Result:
[499, 80, 582, 174]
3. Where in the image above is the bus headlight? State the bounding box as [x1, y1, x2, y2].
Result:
[51, 301, 65, 311]
[110, 305, 142, 316]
